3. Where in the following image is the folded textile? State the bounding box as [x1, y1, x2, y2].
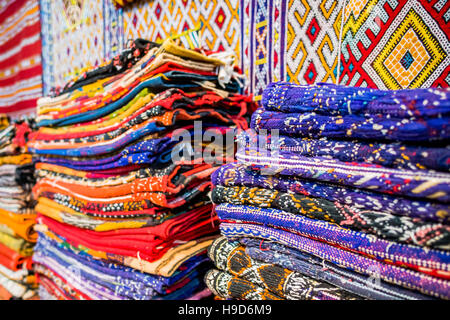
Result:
[0, 264, 31, 282]
[31, 107, 244, 157]
[216, 203, 450, 278]
[33, 234, 210, 300]
[52, 39, 159, 97]
[251, 107, 449, 142]
[35, 164, 216, 197]
[0, 271, 34, 299]
[207, 82, 450, 302]
[205, 269, 283, 300]
[212, 185, 450, 250]
[37, 223, 215, 278]
[31, 135, 223, 171]
[34, 89, 250, 139]
[32, 35, 253, 300]
[236, 148, 450, 203]
[36, 190, 210, 218]
[36, 162, 215, 191]
[35, 200, 172, 231]
[0, 231, 34, 256]
[36, 208, 217, 263]
[240, 132, 450, 172]
[219, 222, 450, 299]
[37, 72, 240, 127]
[0, 242, 32, 271]
[207, 237, 360, 300]
[242, 238, 431, 300]
[212, 163, 450, 223]
[34, 181, 211, 209]
[0, 209, 37, 242]
[37, 233, 209, 291]
[262, 82, 450, 118]
[186, 288, 212, 300]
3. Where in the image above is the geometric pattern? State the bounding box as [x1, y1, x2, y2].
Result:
[241, 0, 288, 101]
[367, 1, 449, 89]
[342, 0, 450, 89]
[123, 0, 240, 57]
[39, 0, 450, 96]
[286, 0, 344, 86]
[39, 0, 123, 95]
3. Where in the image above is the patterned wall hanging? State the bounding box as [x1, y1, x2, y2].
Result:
[39, 0, 449, 97]
[40, 0, 123, 95]
[339, 0, 450, 89]
[0, 0, 42, 118]
[123, 0, 241, 57]
[242, 0, 449, 100]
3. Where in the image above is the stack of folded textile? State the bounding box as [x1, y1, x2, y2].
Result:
[29, 36, 255, 300]
[206, 82, 450, 300]
[0, 115, 38, 300]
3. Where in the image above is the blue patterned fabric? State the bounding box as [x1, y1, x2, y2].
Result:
[238, 131, 450, 172]
[262, 82, 450, 118]
[236, 148, 450, 203]
[251, 107, 450, 142]
[34, 233, 210, 299]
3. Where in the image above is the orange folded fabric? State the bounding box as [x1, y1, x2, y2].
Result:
[35, 164, 215, 197]
[0, 209, 37, 242]
[0, 242, 33, 271]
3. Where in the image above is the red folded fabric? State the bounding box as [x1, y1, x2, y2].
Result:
[37, 204, 218, 262]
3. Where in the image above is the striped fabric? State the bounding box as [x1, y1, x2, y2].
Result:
[0, 0, 42, 118]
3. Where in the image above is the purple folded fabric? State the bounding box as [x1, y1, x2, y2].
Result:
[251, 107, 450, 142]
[242, 238, 431, 300]
[34, 252, 123, 300]
[239, 132, 450, 172]
[34, 136, 172, 164]
[212, 163, 449, 223]
[212, 185, 450, 250]
[215, 203, 450, 273]
[262, 82, 450, 118]
[219, 222, 450, 299]
[33, 138, 178, 171]
[236, 148, 450, 203]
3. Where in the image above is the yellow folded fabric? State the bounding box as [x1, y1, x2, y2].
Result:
[37, 77, 115, 115]
[0, 115, 9, 129]
[0, 154, 32, 165]
[0, 231, 34, 257]
[161, 38, 224, 66]
[0, 224, 15, 237]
